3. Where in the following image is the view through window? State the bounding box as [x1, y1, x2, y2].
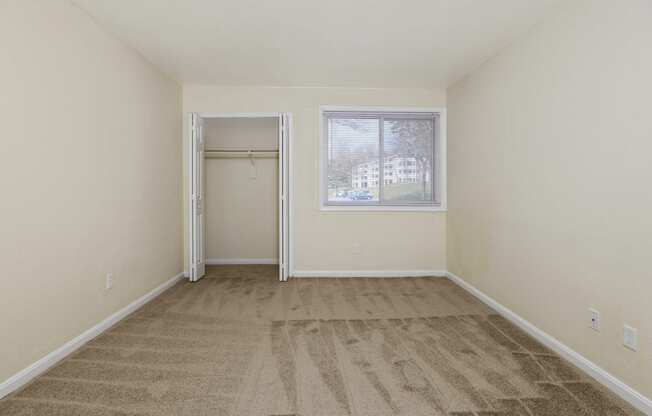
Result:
[324, 111, 439, 206]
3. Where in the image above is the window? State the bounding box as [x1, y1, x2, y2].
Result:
[321, 108, 445, 210]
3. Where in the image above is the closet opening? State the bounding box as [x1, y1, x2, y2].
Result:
[188, 113, 292, 282]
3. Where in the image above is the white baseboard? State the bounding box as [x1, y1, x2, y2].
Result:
[292, 270, 447, 278]
[0, 271, 185, 400]
[446, 271, 652, 415]
[206, 258, 278, 265]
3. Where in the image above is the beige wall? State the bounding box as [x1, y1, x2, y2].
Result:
[204, 118, 279, 261]
[183, 86, 447, 273]
[204, 117, 278, 150]
[0, 0, 182, 384]
[448, 0, 652, 399]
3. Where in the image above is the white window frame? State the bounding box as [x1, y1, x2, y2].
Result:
[319, 106, 446, 212]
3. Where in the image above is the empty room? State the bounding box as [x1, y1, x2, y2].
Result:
[1, 0, 650, 415]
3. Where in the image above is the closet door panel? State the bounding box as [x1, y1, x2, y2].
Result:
[190, 113, 206, 281]
[278, 114, 290, 282]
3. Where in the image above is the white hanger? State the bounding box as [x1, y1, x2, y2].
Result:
[248, 149, 257, 179]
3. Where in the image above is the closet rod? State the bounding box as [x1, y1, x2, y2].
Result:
[205, 148, 278, 152]
[204, 149, 278, 159]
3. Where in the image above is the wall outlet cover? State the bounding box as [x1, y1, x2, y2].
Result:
[623, 325, 637, 351]
[589, 308, 600, 331]
[106, 273, 113, 290]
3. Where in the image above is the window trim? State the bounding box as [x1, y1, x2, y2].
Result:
[319, 105, 447, 212]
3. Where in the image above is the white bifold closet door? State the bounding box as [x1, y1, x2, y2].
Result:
[189, 112, 290, 283]
[189, 113, 206, 282]
[278, 114, 290, 282]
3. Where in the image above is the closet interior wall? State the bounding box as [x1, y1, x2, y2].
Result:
[203, 117, 279, 264]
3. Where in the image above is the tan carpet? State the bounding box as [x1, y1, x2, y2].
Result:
[0, 265, 643, 415]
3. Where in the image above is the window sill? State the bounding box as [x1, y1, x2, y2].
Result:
[320, 205, 447, 212]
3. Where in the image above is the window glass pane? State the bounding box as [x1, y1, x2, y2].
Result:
[327, 118, 379, 202]
[382, 119, 434, 203]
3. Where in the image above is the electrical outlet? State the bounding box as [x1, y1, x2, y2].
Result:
[623, 325, 637, 351]
[589, 308, 600, 331]
[351, 243, 361, 255]
[105, 273, 113, 290]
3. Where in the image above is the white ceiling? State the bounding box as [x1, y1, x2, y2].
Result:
[74, 0, 564, 88]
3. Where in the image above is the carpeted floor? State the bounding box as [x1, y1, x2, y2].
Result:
[0, 265, 643, 415]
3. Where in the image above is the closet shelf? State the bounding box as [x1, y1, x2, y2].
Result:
[204, 149, 279, 159]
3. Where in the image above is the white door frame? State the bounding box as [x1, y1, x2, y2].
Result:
[186, 112, 294, 280]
